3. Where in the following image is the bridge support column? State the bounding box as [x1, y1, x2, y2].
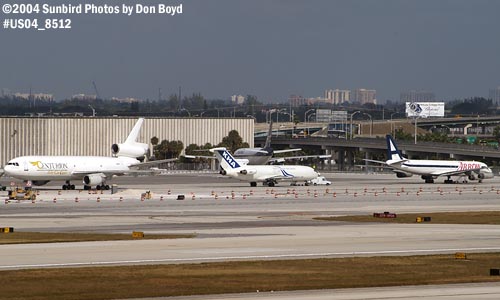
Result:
[347, 150, 355, 171]
[337, 149, 345, 171]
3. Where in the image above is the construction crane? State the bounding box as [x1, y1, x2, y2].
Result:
[92, 81, 101, 100]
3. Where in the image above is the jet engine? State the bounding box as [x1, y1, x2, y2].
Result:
[395, 171, 413, 178]
[111, 142, 148, 159]
[83, 174, 105, 185]
[220, 169, 227, 175]
[468, 174, 476, 181]
[478, 173, 485, 179]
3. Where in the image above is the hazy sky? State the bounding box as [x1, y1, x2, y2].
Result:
[1, 0, 499, 102]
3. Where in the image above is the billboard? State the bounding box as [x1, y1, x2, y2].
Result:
[406, 102, 445, 118]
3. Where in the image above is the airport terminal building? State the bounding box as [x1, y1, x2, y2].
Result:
[0, 117, 254, 167]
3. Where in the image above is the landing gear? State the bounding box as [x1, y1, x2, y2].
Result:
[250, 182, 257, 187]
[96, 185, 110, 190]
[265, 179, 276, 187]
[444, 176, 454, 184]
[422, 176, 434, 184]
[84, 185, 91, 190]
[62, 181, 75, 190]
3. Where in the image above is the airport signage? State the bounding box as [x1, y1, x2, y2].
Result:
[405, 102, 445, 118]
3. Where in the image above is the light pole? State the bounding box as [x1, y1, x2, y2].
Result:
[179, 108, 191, 117]
[350, 111, 361, 139]
[413, 116, 419, 144]
[363, 112, 372, 136]
[88, 105, 96, 117]
[390, 112, 399, 136]
[304, 109, 315, 124]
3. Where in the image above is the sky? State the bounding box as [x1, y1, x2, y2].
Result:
[1, 0, 500, 103]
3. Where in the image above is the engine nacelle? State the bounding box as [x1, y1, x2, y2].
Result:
[468, 174, 476, 181]
[478, 172, 485, 179]
[32, 180, 50, 186]
[111, 142, 148, 159]
[220, 169, 227, 175]
[395, 171, 413, 178]
[83, 174, 105, 185]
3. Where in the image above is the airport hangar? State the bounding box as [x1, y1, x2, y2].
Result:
[0, 117, 254, 167]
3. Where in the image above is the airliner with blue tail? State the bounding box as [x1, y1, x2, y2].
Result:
[211, 147, 318, 187]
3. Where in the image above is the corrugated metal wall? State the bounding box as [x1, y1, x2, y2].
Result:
[0, 117, 254, 166]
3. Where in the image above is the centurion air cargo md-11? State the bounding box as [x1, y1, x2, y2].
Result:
[3, 118, 175, 190]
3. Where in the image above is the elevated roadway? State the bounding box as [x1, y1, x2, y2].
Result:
[258, 136, 500, 160]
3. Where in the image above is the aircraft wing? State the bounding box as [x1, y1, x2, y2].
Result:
[273, 148, 302, 154]
[363, 158, 388, 165]
[432, 167, 482, 177]
[270, 154, 330, 163]
[129, 158, 178, 168]
[183, 155, 215, 160]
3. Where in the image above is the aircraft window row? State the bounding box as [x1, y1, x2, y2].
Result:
[7, 162, 19, 166]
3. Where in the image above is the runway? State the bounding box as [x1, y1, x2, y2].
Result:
[2, 173, 500, 298]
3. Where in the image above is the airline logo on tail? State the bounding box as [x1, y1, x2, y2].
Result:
[216, 149, 241, 169]
[386, 135, 404, 162]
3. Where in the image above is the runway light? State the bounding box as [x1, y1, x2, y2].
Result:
[333, 192, 336, 198]
[396, 192, 400, 196]
[119, 196, 123, 202]
[53, 198, 57, 203]
[97, 197, 101, 202]
[160, 196, 164, 201]
[75, 197, 79, 203]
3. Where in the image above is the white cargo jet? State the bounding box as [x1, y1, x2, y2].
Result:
[367, 135, 493, 184]
[3, 118, 175, 190]
[211, 147, 318, 187]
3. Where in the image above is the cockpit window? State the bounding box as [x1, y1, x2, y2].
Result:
[7, 162, 19, 166]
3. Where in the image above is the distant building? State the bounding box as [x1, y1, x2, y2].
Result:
[111, 97, 140, 103]
[12, 92, 54, 102]
[71, 94, 97, 101]
[352, 89, 376, 104]
[489, 87, 500, 103]
[325, 89, 350, 105]
[231, 95, 245, 105]
[289, 94, 308, 107]
[400, 90, 435, 103]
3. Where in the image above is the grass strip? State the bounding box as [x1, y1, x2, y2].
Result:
[1, 253, 500, 300]
[0, 232, 195, 244]
[315, 211, 500, 224]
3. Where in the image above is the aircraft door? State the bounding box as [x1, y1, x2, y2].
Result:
[23, 161, 29, 171]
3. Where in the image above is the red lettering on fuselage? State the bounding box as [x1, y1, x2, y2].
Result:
[458, 162, 480, 171]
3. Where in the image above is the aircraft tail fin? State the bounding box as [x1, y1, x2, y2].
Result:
[210, 147, 242, 170]
[264, 119, 273, 149]
[386, 135, 404, 162]
[124, 118, 144, 144]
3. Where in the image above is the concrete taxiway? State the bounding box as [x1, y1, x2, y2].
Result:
[1, 173, 500, 298]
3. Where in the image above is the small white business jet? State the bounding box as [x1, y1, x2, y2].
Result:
[367, 135, 493, 184]
[210, 147, 318, 187]
[3, 118, 175, 190]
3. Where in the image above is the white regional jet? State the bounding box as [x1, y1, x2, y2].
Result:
[211, 147, 318, 187]
[3, 118, 174, 190]
[368, 135, 493, 184]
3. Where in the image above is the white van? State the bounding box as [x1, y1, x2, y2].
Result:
[307, 176, 331, 186]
